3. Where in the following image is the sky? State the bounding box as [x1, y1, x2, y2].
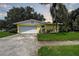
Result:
[0, 3, 79, 22]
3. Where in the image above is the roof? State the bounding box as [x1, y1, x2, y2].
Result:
[44, 22, 63, 25]
[14, 19, 44, 25]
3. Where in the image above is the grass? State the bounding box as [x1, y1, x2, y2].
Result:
[38, 32, 79, 41]
[0, 32, 15, 38]
[38, 45, 79, 56]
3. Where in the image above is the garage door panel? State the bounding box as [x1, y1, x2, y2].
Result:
[19, 26, 35, 31]
[19, 26, 37, 33]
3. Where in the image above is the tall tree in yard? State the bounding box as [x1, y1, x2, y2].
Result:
[50, 3, 69, 32]
[50, 3, 58, 31]
[41, 3, 69, 32]
[70, 8, 79, 31]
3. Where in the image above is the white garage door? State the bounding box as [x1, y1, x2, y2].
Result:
[19, 26, 37, 33]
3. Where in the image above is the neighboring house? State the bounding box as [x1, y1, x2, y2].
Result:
[14, 19, 60, 34]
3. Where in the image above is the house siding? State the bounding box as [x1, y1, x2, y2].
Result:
[36, 26, 41, 33]
[44, 24, 59, 33]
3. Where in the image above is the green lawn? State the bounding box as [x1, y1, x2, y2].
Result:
[0, 32, 15, 38]
[38, 32, 79, 41]
[38, 45, 79, 56]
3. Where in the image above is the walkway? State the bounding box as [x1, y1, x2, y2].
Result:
[38, 41, 79, 47]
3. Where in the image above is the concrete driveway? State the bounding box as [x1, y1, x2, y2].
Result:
[0, 34, 38, 56]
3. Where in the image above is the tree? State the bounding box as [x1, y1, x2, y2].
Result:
[5, 6, 45, 32]
[5, 6, 45, 24]
[69, 8, 79, 31]
[50, 3, 58, 32]
[0, 20, 6, 31]
[41, 3, 69, 32]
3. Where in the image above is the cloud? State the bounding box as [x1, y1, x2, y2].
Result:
[38, 4, 52, 22]
[68, 9, 74, 12]
[0, 3, 12, 11]
[66, 3, 75, 8]
[43, 13, 53, 23]
[65, 3, 79, 11]
[65, 3, 79, 13]
[0, 3, 7, 8]
[0, 13, 7, 16]
[0, 12, 7, 19]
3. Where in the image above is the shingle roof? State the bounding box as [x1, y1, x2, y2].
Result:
[14, 19, 44, 25]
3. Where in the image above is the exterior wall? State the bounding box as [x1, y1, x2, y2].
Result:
[17, 24, 19, 33]
[44, 24, 59, 33]
[36, 26, 41, 33]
